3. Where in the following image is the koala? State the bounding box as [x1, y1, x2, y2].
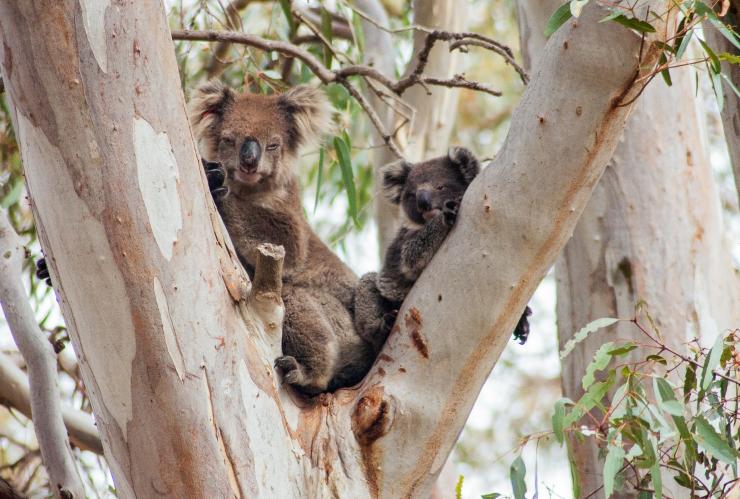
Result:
[354, 147, 532, 352]
[190, 81, 373, 394]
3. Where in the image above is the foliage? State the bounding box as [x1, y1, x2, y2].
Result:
[483, 311, 740, 498]
[545, 0, 739, 110]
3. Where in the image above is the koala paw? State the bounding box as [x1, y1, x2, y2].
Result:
[274, 356, 307, 386]
[513, 306, 533, 345]
[201, 158, 228, 200]
[442, 199, 460, 226]
[380, 310, 398, 335]
[35, 257, 52, 287]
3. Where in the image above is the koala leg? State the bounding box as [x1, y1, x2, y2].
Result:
[513, 306, 533, 345]
[353, 272, 397, 355]
[279, 287, 339, 395]
[35, 257, 52, 287]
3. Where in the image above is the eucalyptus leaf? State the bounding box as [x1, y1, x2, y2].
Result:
[510, 456, 527, 499]
[701, 333, 724, 390]
[610, 15, 656, 33]
[333, 136, 358, 225]
[544, 3, 573, 37]
[560, 317, 618, 359]
[653, 377, 684, 417]
[695, 415, 740, 465]
[583, 341, 615, 390]
[604, 443, 626, 497]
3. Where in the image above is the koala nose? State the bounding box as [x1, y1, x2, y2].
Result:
[416, 190, 432, 212]
[239, 138, 261, 172]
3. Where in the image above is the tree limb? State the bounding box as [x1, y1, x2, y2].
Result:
[0, 208, 86, 498]
[0, 350, 103, 455]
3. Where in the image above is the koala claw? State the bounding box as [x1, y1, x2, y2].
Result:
[35, 258, 52, 287]
[442, 199, 459, 226]
[380, 310, 398, 334]
[275, 355, 306, 386]
[513, 306, 533, 345]
[202, 159, 228, 199]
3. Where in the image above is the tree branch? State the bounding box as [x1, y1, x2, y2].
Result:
[171, 28, 517, 158]
[0, 208, 86, 497]
[0, 350, 103, 455]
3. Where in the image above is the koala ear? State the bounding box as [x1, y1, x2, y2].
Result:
[188, 80, 234, 139]
[279, 85, 333, 151]
[448, 147, 480, 185]
[381, 160, 412, 204]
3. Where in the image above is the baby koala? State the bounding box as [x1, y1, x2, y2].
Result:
[354, 147, 532, 354]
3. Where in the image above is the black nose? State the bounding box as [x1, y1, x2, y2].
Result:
[239, 138, 261, 171]
[416, 190, 432, 212]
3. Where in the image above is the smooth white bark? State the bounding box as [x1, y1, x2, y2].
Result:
[0, 209, 85, 498]
[0, 1, 670, 497]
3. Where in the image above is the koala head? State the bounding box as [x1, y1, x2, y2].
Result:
[189, 81, 332, 192]
[382, 147, 480, 226]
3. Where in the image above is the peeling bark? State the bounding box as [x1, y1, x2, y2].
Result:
[0, 1, 672, 497]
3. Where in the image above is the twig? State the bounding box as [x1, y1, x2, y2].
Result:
[0, 208, 86, 497]
[171, 28, 517, 157]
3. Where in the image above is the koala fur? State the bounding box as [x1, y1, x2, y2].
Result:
[354, 147, 532, 350]
[190, 81, 373, 394]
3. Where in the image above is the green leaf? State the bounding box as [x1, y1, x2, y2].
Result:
[653, 377, 683, 416]
[583, 341, 615, 390]
[610, 15, 656, 33]
[566, 439, 580, 499]
[455, 475, 464, 499]
[659, 51, 672, 86]
[552, 398, 571, 444]
[481, 494, 502, 499]
[710, 18, 740, 50]
[721, 72, 740, 98]
[701, 333, 724, 390]
[560, 317, 618, 359]
[674, 14, 694, 59]
[699, 39, 722, 73]
[604, 442, 626, 497]
[333, 136, 358, 226]
[646, 354, 667, 365]
[608, 342, 638, 356]
[718, 52, 740, 65]
[683, 363, 696, 402]
[544, 3, 573, 38]
[320, 7, 333, 69]
[313, 148, 325, 213]
[599, 11, 623, 23]
[350, 11, 365, 53]
[510, 456, 527, 499]
[565, 370, 616, 427]
[649, 461, 662, 498]
[695, 415, 740, 465]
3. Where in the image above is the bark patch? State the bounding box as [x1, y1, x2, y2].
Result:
[352, 385, 393, 498]
[405, 307, 428, 359]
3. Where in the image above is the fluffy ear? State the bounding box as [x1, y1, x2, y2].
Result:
[381, 160, 413, 204]
[448, 147, 480, 185]
[279, 85, 333, 151]
[188, 80, 235, 139]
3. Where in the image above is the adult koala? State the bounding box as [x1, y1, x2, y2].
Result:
[190, 81, 373, 394]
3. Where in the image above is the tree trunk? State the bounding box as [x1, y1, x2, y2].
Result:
[704, 3, 740, 200]
[518, 1, 740, 497]
[0, 1, 670, 497]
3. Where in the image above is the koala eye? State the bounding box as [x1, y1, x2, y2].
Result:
[220, 137, 235, 146]
[436, 185, 445, 191]
[266, 143, 280, 151]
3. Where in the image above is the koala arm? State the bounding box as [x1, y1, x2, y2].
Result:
[398, 214, 451, 282]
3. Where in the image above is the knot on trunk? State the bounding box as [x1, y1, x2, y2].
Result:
[352, 385, 393, 445]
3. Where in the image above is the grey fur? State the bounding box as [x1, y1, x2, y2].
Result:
[190, 82, 372, 394]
